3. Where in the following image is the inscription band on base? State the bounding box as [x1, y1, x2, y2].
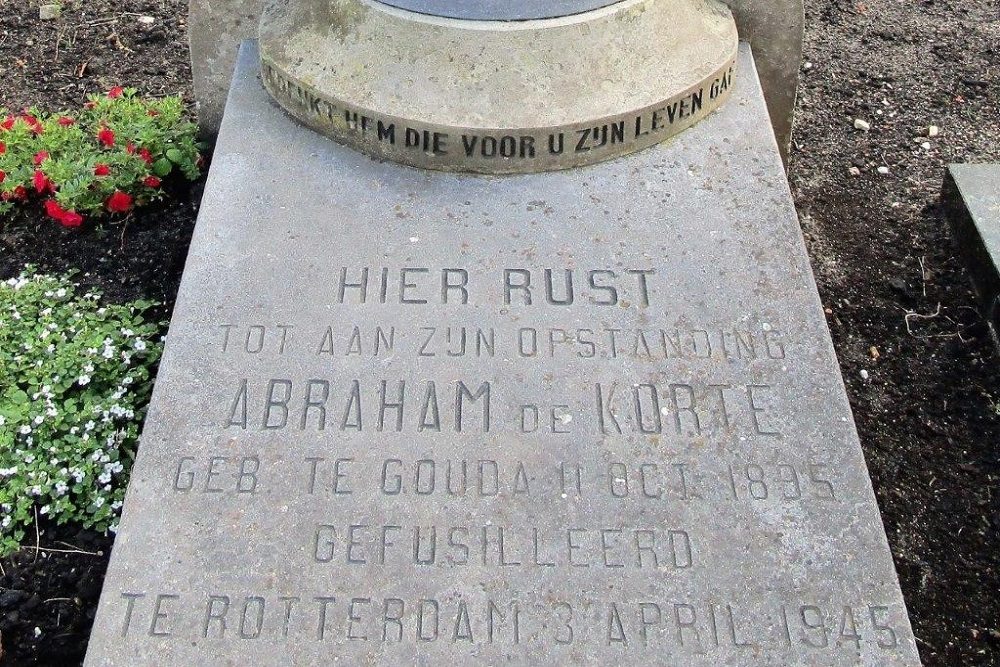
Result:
[260, 56, 736, 174]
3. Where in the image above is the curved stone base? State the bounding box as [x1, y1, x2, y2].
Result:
[259, 0, 738, 173]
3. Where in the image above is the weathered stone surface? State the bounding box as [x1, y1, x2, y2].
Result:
[188, 0, 802, 159]
[259, 0, 738, 173]
[944, 163, 1000, 346]
[85, 42, 918, 665]
[377, 0, 623, 20]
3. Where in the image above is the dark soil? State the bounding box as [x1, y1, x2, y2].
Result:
[791, 0, 1000, 664]
[1, 0, 998, 665]
[0, 1, 198, 664]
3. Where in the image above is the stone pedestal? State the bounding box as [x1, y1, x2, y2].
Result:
[84, 41, 919, 666]
[259, 0, 738, 173]
[188, 0, 803, 160]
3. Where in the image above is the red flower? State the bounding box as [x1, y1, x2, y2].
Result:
[98, 127, 115, 147]
[44, 199, 84, 228]
[0, 141, 5, 154]
[21, 114, 42, 134]
[138, 148, 153, 164]
[108, 86, 125, 99]
[33, 170, 55, 194]
[94, 164, 111, 176]
[125, 142, 136, 155]
[1, 116, 14, 131]
[57, 116, 75, 127]
[33, 151, 49, 166]
[0, 170, 5, 184]
[147, 109, 160, 118]
[1, 185, 26, 201]
[60, 210, 84, 227]
[106, 190, 133, 213]
[84, 101, 97, 110]
[143, 175, 161, 188]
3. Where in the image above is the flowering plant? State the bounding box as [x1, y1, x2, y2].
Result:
[0, 87, 203, 227]
[0, 271, 163, 555]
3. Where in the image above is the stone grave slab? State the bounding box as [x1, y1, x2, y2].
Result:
[84, 41, 919, 665]
[944, 163, 1000, 346]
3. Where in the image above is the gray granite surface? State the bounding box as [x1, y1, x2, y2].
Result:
[85, 41, 918, 666]
[945, 163, 1000, 346]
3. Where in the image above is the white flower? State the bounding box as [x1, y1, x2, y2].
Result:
[94, 497, 105, 508]
[0, 415, 5, 426]
[78, 375, 91, 386]
[55, 482, 68, 495]
[85, 420, 96, 430]
[102, 348, 115, 359]
[1, 516, 10, 528]
[33, 415, 44, 425]
[23, 454, 34, 464]
[133, 340, 147, 351]
[39, 505, 50, 515]
[122, 377, 133, 386]
[19, 425, 31, 435]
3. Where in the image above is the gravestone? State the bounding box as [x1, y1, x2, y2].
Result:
[86, 1, 918, 664]
[944, 164, 1000, 347]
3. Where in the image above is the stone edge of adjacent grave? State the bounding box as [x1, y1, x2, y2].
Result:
[943, 163, 1000, 348]
[187, 0, 802, 162]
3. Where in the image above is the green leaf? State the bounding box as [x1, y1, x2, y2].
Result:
[165, 148, 183, 163]
[152, 158, 173, 177]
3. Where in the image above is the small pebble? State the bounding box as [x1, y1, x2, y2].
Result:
[803, 61, 813, 70]
[848, 166, 861, 177]
[38, 4, 60, 20]
[33, 626, 42, 637]
[927, 125, 940, 137]
[877, 166, 890, 175]
[138, 15, 155, 24]
[921, 141, 931, 150]
[860, 370, 870, 380]
[854, 119, 871, 131]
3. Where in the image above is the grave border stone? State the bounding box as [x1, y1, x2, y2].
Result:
[944, 163, 1000, 347]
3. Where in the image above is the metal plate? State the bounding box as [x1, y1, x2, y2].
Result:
[375, 0, 625, 20]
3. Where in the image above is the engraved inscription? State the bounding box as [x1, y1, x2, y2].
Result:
[259, 57, 737, 173]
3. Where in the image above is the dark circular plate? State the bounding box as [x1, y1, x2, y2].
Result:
[374, 0, 625, 21]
